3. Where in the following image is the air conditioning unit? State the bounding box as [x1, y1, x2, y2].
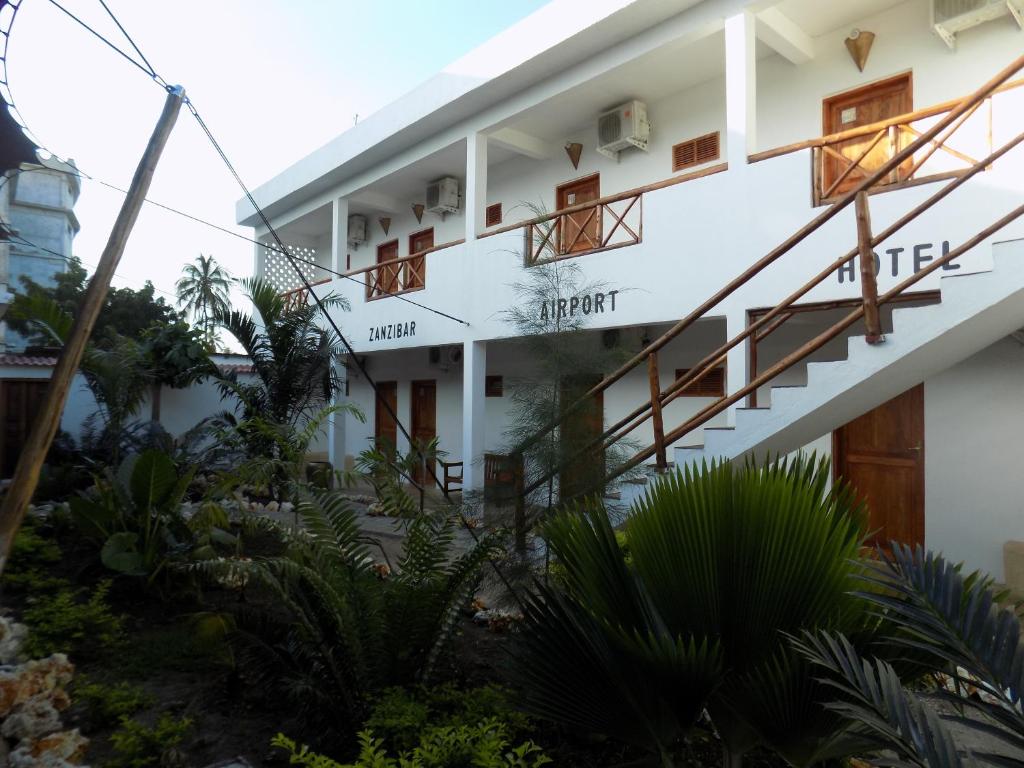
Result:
[596, 99, 650, 160]
[426, 177, 460, 214]
[347, 214, 367, 247]
[427, 345, 463, 370]
[447, 345, 463, 366]
[931, 0, 1023, 49]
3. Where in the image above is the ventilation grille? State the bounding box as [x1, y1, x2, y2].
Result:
[486, 203, 502, 227]
[672, 132, 720, 172]
[599, 112, 623, 145]
[674, 366, 725, 397]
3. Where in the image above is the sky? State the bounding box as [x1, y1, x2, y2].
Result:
[7, 0, 549, 337]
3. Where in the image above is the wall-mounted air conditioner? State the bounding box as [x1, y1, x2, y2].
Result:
[426, 177, 460, 214]
[596, 99, 650, 161]
[347, 214, 367, 247]
[427, 344, 463, 370]
[931, 0, 1023, 49]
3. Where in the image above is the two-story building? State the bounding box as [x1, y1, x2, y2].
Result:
[238, 0, 1024, 580]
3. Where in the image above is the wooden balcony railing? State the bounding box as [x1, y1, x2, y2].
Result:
[356, 239, 464, 302]
[480, 162, 727, 265]
[280, 278, 331, 310]
[751, 78, 1024, 205]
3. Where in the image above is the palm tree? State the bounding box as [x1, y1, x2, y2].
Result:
[176, 253, 232, 350]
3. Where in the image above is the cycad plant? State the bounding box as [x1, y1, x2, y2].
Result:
[515, 456, 891, 768]
[196, 487, 498, 741]
[176, 253, 232, 351]
[797, 544, 1024, 767]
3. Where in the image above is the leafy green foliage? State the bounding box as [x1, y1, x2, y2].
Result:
[193, 487, 497, 739]
[72, 678, 154, 731]
[356, 437, 446, 514]
[272, 720, 551, 768]
[2, 516, 66, 592]
[141, 321, 217, 391]
[175, 253, 232, 351]
[515, 456, 888, 767]
[364, 685, 532, 754]
[798, 544, 1024, 767]
[106, 713, 192, 768]
[22, 579, 124, 661]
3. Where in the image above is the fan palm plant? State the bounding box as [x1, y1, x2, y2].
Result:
[176, 253, 232, 350]
[797, 544, 1024, 767]
[515, 456, 890, 768]
[195, 487, 499, 740]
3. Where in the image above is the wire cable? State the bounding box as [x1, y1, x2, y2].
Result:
[45, 0, 157, 83]
[95, 0, 165, 87]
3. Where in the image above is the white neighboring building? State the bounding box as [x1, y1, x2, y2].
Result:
[0, 157, 80, 350]
[238, 0, 1024, 580]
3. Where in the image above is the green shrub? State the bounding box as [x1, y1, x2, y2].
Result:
[106, 713, 192, 768]
[272, 720, 551, 768]
[365, 685, 531, 753]
[22, 579, 124, 661]
[72, 678, 154, 730]
[2, 517, 66, 593]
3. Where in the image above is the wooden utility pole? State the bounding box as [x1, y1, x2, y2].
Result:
[0, 86, 185, 575]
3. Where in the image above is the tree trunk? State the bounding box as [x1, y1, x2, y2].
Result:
[151, 383, 162, 423]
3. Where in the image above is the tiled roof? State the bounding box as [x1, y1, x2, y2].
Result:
[0, 354, 57, 366]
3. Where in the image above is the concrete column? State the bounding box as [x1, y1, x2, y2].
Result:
[253, 235, 266, 279]
[464, 132, 488, 241]
[461, 340, 487, 491]
[331, 197, 349, 275]
[725, 11, 757, 168]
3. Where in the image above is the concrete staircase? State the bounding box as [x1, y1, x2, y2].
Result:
[675, 238, 1024, 468]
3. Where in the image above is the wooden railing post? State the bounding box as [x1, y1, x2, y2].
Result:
[647, 352, 668, 469]
[855, 190, 883, 344]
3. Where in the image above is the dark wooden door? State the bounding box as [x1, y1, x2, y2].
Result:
[823, 74, 912, 197]
[410, 380, 436, 485]
[556, 174, 600, 255]
[376, 240, 400, 296]
[406, 228, 432, 291]
[374, 381, 398, 452]
[833, 384, 924, 547]
[559, 375, 605, 502]
[0, 379, 49, 478]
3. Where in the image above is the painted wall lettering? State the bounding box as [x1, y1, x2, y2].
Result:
[837, 240, 960, 283]
[539, 290, 619, 320]
[369, 321, 416, 342]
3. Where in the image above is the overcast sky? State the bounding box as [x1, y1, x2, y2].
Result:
[8, 0, 547, 327]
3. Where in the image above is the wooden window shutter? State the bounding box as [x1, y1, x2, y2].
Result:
[672, 131, 720, 172]
[485, 203, 502, 227]
[673, 366, 725, 397]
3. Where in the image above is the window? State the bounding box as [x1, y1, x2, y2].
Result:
[673, 366, 725, 397]
[672, 132, 720, 172]
[485, 375, 503, 397]
[486, 203, 502, 227]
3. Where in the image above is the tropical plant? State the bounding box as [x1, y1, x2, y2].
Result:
[514, 455, 895, 768]
[272, 721, 551, 768]
[69, 449, 231, 585]
[797, 544, 1024, 767]
[140, 320, 217, 422]
[194, 486, 498, 740]
[215, 277, 348, 461]
[175, 253, 232, 350]
[356, 436, 446, 517]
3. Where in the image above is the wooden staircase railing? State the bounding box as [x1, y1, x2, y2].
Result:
[517, 52, 1024, 502]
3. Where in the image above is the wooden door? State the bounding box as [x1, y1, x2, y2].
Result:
[823, 74, 913, 197]
[559, 375, 605, 502]
[556, 174, 601, 256]
[406, 228, 432, 291]
[374, 381, 398, 452]
[833, 384, 924, 547]
[410, 380, 436, 485]
[376, 240, 400, 296]
[0, 379, 49, 478]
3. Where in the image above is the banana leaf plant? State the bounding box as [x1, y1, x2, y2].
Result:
[514, 455, 892, 768]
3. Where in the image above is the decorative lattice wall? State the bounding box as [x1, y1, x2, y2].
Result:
[262, 243, 326, 293]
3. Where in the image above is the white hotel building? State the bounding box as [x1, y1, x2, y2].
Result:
[237, 0, 1024, 580]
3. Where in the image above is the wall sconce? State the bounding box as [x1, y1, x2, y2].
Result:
[845, 29, 875, 72]
[412, 203, 425, 223]
[564, 141, 583, 170]
[378, 217, 391, 235]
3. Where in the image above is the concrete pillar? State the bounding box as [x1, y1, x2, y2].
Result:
[331, 197, 349, 275]
[461, 340, 487, 491]
[725, 11, 757, 168]
[464, 132, 488, 241]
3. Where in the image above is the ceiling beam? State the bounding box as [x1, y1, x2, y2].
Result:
[347, 189, 401, 213]
[488, 127, 554, 160]
[756, 7, 814, 65]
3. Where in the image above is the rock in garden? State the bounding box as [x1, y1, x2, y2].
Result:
[0, 655, 74, 718]
[0, 616, 28, 665]
[8, 728, 89, 766]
